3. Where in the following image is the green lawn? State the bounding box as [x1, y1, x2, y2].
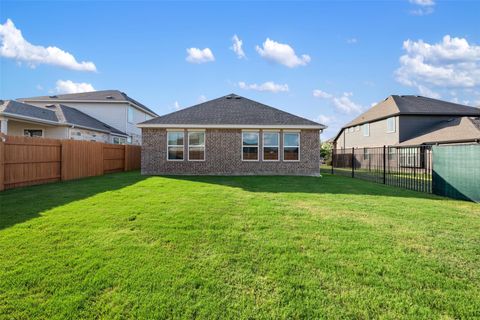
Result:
[1, 172, 479, 319]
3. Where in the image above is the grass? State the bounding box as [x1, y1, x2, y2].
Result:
[1, 171, 479, 319]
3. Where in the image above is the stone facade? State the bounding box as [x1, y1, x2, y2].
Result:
[142, 128, 320, 176]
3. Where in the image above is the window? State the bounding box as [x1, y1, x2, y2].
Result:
[355, 125, 360, 131]
[24, 129, 43, 137]
[388, 147, 396, 161]
[242, 131, 259, 161]
[263, 132, 279, 161]
[363, 123, 370, 136]
[113, 136, 126, 144]
[386, 117, 396, 133]
[363, 148, 369, 160]
[188, 131, 205, 161]
[283, 132, 300, 161]
[128, 106, 134, 123]
[167, 131, 184, 160]
[127, 136, 132, 144]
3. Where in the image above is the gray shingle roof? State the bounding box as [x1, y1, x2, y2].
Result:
[0, 100, 58, 122]
[57, 104, 126, 135]
[344, 95, 480, 128]
[397, 116, 480, 146]
[0, 100, 127, 136]
[18, 90, 158, 116]
[140, 94, 325, 128]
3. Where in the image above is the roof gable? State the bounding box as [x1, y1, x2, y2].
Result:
[139, 94, 324, 128]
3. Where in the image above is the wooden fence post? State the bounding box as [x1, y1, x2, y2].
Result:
[60, 141, 66, 181]
[124, 145, 128, 171]
[0, 137, 5, 191]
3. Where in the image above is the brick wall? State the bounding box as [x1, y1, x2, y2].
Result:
[142, 128, 320, 176]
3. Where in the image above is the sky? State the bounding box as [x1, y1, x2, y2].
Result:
[1, 0, 480, 138]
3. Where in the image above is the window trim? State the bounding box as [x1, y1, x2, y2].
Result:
[23, 128, 44, 137]
[262, 131, 280, 162]
[241, 130, 259, 161]
[363, 123, 370, 137]
[167, 130, 185, 161]
[187, 131, 205, 162]
[127, 106, 134, 124]
[283, 131, 301, 162]
[386, 117, 396, 133]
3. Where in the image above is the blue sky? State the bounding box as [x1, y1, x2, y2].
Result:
[1, 0, 480, 138]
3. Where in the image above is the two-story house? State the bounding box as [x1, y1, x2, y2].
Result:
[18, 90, 158, 145]
[334, 95, 480, 149]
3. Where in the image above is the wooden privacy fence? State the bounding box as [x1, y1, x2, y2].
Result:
[0, 135, 141, 191]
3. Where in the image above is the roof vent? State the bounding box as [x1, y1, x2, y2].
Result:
[106, 96, 114, 99]
[45, 104, 56, 109]
[234, 96, 241, 99]
[49, 95, 58, 98]
[226, 95, 233, 99]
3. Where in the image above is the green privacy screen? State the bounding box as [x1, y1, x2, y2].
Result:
[432, 145, 480, 203]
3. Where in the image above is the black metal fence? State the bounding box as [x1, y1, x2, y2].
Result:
[331, 145, 433, 193]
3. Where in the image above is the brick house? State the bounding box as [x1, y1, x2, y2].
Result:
[138, 94, 326, 176]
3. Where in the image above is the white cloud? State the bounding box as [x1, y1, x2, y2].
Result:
[313, 89, 364, 114]
[409, 0, 435, 6]
[0, 19, 96, 72]
[55, 80, 95, 94]
[198, 95, 207, 103]
[230, 35, 246, 59]
[238, 81, 289, 93]
[313, 89, 333, 99]
[186, 47, 215, 64]
[316, 114, 334, 125]
[173, 101, 182, 111]
[346, 38, 358, 44]
[395, 35, 480, 98]
[409, 0, 435, 15]
[255, 38, 310, 68]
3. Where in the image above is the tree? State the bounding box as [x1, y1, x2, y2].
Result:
[320, 141, 333, 164]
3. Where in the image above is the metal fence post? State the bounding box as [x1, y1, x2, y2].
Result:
[383, 145, 386, 184]
[351, 147, 355, 178]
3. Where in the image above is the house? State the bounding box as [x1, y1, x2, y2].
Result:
[18, 90, 158, 145]
[334, 95, 480, 149]
[138, 94, 326, 176]
[0, 100, 128, 143]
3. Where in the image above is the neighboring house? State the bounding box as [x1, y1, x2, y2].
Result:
[0, 100, 128, 143]
[334, 95, 480, 149]
[18, 90, 158, 145]
[138, 94, 326, 176]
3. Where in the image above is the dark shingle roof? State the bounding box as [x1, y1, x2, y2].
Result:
[140, 94, 324, 128]
[0, 100, 127, 136]
[0, 100, 58, 122]
[344, 95, 480, 128]
[57, 104, 126, 135]
[398, 116, 480, 146]
[18, 90, 158, 116]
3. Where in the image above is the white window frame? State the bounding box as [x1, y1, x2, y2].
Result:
[262, 131, 280, 162]
[188, 130, 205, 161]
[283, 131, 300, 162]
[23, 129, 44, 137]
[363, 123, 370, 137]
[127, 106, 134, 124]
[242, 130, 259, 161]
[167, 130, 185, 161]
[386, 117, 396, 133]
[355, 125, 360, 132]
